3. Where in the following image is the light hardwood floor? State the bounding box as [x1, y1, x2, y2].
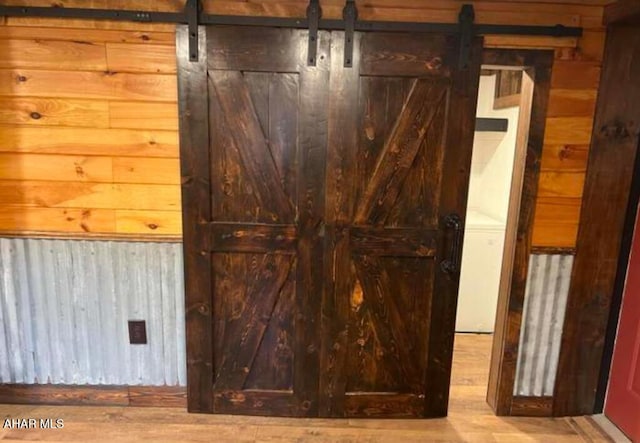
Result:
[0, 334, 613, 442]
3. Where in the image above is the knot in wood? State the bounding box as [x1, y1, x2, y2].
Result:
[600, 121, 631, 140]
[425, 57, 443, 71]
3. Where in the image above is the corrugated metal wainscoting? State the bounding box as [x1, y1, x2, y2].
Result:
[0, 238, 186, 386]
[514, 253, 574, 396]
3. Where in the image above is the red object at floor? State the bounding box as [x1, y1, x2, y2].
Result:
[606, 207, 640, 442]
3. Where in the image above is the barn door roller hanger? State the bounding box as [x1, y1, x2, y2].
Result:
[0, 0, 582, 66]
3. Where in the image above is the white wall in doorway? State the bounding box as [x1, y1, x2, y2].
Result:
[456, 73, 521, 333]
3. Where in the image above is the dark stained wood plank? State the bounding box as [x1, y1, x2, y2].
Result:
[208, 76, 267, 224]
[355, 76, 392, 215]
[244, 258, 297, 392]
[530, 246, 576, 255]
[386, 81, 447, 230]
[0, 384, 129, 406]
[354, 79, 447, 226]
[347, 283, 394, 395]
[210, 223, 297, 254]
[319, 31, 361, 418]
[604, 0, 640, 25]
[209, 72, 298, 225]
[210, 70, 294, 223]
[213, 391, 301, 417]
[212, 253, 244, 382]
[554, 26, 640, 417]
[176, 25, 213, 414]
[360, 32, 453, 78]
[207, 26, 302, 73]
[353, 255, 421, 392]
[319, 227, 353, 418]
[214, 254, 294, 391]
[0, 384, 187, 408]
[495, 70, 523, 98]
[349, 227, 436, 257]
[268, 73, 299, 202]
[244, 72, 270, 138]
[483, 49, 554, 417]
[208, 87, 235, 219]
[511, 396, 554, 417]
[127, 386, 187, 408]
[424, 37, 482, 418]
[344, 393, 424, 418]
[292, 30, 331, 418]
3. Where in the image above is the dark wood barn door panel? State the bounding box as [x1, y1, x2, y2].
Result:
[206, 26, 330, 417]
[320, 32, 482, 418]
[180, 26, 481, 418]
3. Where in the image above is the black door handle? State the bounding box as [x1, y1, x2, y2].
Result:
[440, 213, 463, 275]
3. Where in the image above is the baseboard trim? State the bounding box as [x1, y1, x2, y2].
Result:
[0, 384, 186, 408]
[510, 396, 553, 416]
[530, 246, 576, 256]
[589, 414, 631, 443]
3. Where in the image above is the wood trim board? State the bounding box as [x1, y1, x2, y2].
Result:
[176, 25, 213, 414]
[604, 1, 640, 25]
[0, 384, 187, 408]
[554, 25, 640, 417]
[483, 48, 554, 416]
[510, 396, 554, 416]
[530, 246, 576, 255]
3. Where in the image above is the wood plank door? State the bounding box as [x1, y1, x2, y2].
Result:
[179, 25, 481, 418]
[178, 25, 330, 416]
[206, 26, 331, 417]
[605, 207, 640, 441]
[319, 32, 481, 418]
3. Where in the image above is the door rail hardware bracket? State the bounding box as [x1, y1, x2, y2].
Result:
[186, 0, 201, 61]
[458, 4, 475, 70]
[306, 0, 322, 66]
[343, 0, 358, 67]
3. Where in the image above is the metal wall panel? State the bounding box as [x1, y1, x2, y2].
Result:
[514, 254, 574, 396]
[0, 238, 186, 386]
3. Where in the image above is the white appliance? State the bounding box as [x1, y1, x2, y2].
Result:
[455, 210, 506, 333]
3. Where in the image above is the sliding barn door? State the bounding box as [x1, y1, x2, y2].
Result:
[319, 32, 481, 418]
[179, 25, 480, 418]
[178, 25, 329, 416]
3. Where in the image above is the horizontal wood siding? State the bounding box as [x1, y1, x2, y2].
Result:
[0, 17, 181, 238]
[0, 1, 604, 245]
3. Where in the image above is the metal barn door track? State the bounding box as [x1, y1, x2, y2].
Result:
[0, 0, 581, 67]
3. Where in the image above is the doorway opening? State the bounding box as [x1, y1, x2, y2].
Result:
[451, 64, 534, 415]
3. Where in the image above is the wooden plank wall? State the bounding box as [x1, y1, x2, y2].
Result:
[0, 0, 606, 247]
[0, 2, 181, 237]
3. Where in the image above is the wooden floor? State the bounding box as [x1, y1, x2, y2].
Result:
[0, 334, 613, 442]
